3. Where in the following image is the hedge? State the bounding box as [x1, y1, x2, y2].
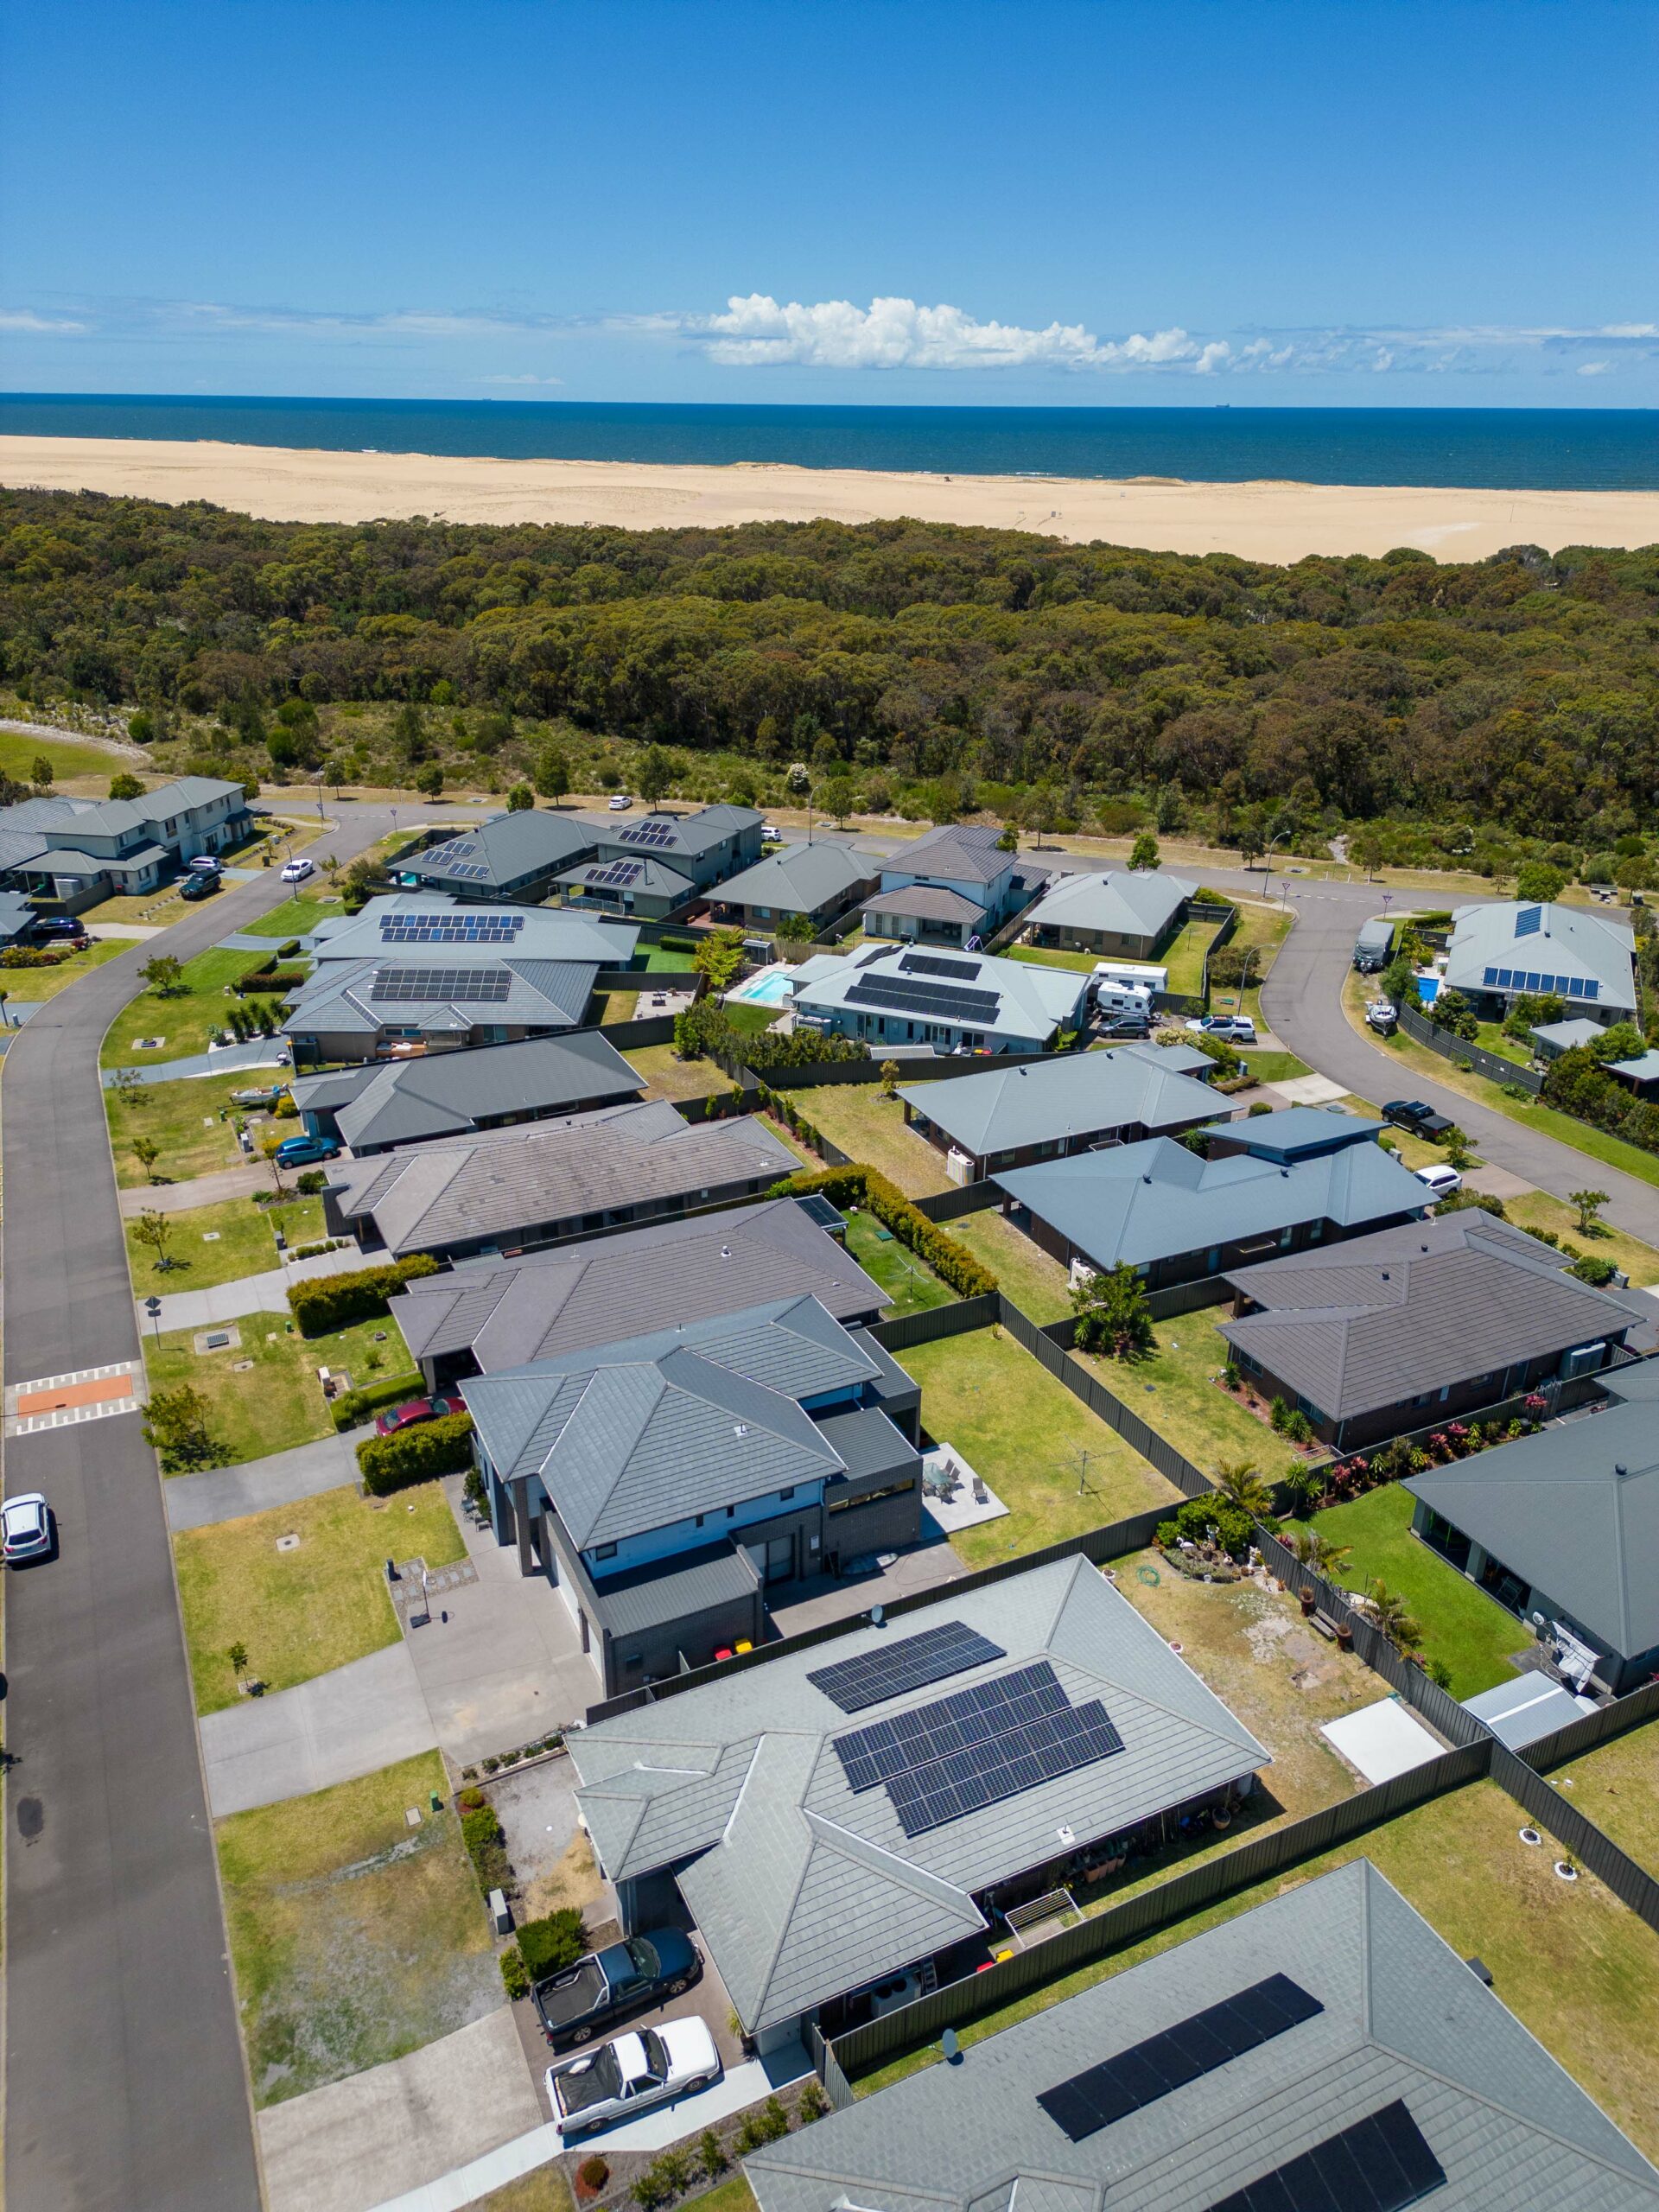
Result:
[517, 1908, 588, 1983]
[356, 1411, 475, 1494]
[459, 1796, 510, 1895]
[288, 1251, 440, 1336]
[769, 1159, 997, 1299]
[330, 1370, 428, 1432]
[233, 966, 307, 995]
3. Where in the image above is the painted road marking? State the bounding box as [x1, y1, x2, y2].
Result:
[4, 1361, 145, 1437]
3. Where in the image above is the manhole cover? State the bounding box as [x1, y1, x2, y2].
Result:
[202, 1231, 220, 1243]
[136, 1037, 165, 1050]
[204, 1330, 232, 1350]
[231, 1358, 254, 1371]
[276, 1533, 300, 1553]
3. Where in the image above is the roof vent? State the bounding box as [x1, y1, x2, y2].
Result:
[1615, 1462, 1629, 1477]
[719, 1245, 732, 1259]
[869, 1603, 887, 1628]
[1381, 1270, 1389, 1281]
[1143, 1173, 1153, 1184]
[734, 1422, 750, 1439]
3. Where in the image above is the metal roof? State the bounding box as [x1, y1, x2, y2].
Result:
[290, 1030, 644, 1151]
[0, 890, 35, 941]
[1530, 1017, 1606, 1052]
[593, 803, 762, 861]
[1446, 901, 1636, 1010]
[327, 1098, 798, 1257]
[595, 1542, 760, 1639]
[569, 1558, 1268, 2033]
[1220, 1214, 1649, 1422]
[879, 823, 1015, 890]
[793, 943, 1089, 1046]
[1020, 868, 1197, 941]
[1406, 1365, 1659, 1657]
[716, 841, 878, 912]
[282, 953, 601, 1038]
[743, 1859, 1659, 2212]
[996, 1134, 1430, 1272]
[390, 1196, 886, 1370]
[899, 1044, 1220, 1159]
[404, 809, 597, 889]
[552, 854, 697, 899]
[1202, 1106, 1390, 1160]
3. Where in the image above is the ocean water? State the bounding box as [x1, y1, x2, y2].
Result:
[3, 393, 1658, 491]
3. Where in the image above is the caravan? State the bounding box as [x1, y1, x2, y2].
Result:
[1092, 958, 1167, 1000]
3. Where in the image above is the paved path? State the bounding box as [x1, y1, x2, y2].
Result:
[86, 919, 163, 939]
[118, 1160, 270, 1214]
[133, 1238, 365, 1332]
[1, 799, 393, 2212]
[101, 1036, 291, 1085]
[165, 1433, 363, 1530]
[200, 1642, 439, 1817]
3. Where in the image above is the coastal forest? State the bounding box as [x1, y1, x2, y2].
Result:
[3, 486, 1658, 875]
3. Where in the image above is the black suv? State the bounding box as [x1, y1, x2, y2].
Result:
[1382, 1098, 1453, 1141]
[180, 872, 221, 902]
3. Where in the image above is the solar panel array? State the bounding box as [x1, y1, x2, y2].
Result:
[831, 1660, 1124, 1837]
[1482, 965, 1599, 998]
[371, 965, 512, 1004]
[807, 1621, 1007, 1713]
[1205, 2099, 1446, 2212]
[1037, 1974, 1324, 2142]
[620, 819, 679, 849]
[379, 913, 525, 944]
[1514, 905, 1543, 938]
[585, 861, 645, 888]
[419, 838, 491, 882]
[846, 974, 1001, 1026]
[902, 952, 983, 983]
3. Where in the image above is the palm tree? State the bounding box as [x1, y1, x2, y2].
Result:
[1211, 1459, 1273, 1521]
[1365, 1580, 1423, 1655]
[1285, 1526, 1351, 1580]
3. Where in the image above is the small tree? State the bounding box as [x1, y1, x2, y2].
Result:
[1211, 1459, 1273, 1522]
[130, 1135, 162, 1184]
[879, 1058, 901, 1099]
[31, 753, 54, 789]
[109, 772, 145, 801]
[228, 1641, 249, 1683]
[1071, 1262, 1154, 1359]
[138, 953, 186, 996]
[533, 746, 569, 803]
[995, 821, 1019, 853]
[413, 761, 444, 798]
[1430, 988, 1478, 1041]
[1365, 1579, 1423, 1656]
[637, 745, 673, 805]
[1128, 831, 1160, 872]
[131, 1209, 175, 1271]
[1570, 1187, 1610, 1236]
[1285, 1525, 1351, 1579]
[1514, 860, 1567, 905]
[1441, 1124, 1476, 1171]
[1350, 830, 1384, 880]
[816, 775, 857, 827]
[113, 1066, 146, 1107]
[143, 1383, 224, 1471]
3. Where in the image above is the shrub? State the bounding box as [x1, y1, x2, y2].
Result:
[772, 1161, 996, 1297]
[232, 965, 307, 995]
[797, 2079, 830, 2123]
[734, 2096, 791, 2152]
[295, 1168, 327, 1194]
[356, 1411, 474, 1493]
[517, 1908, 588, 1983]
[288, 1251, 440, 1335]
[580, 2157, 613, 2193]
[630, 2169, 671, 2210]
[329, 1371, 429, 1431]
[696, 2131, 728, 2180]
[1568, 1252, 1618, 1286]
[1158, 1494, 1256, 1556]
[277, 938, 302, 958]
[461, 1801, 510, 1893]
[499, 1948, 530, 2001]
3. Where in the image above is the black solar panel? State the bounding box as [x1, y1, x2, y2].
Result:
[846, 975, 1001, 1024]
[807, 1621, 1006, 1713]
[379, 913, 524, 944]
[1515, 904, 1542, 938]
[1038, 1974, 1324, 2142]
[1205, 2100, 1446, 2212]
[902, 952, 982, 982]
[584, 860, 645, 887]
[372, 966, 512, 1004]
[620, 819, 678, 848]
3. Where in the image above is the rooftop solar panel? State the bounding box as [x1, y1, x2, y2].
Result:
[846, 975, 1001, 1024]
[1204, 2099, 1446, 2212]
[620, 819, 678, 848]
[902, 952, 983, 982]
[1515, 905, 1542, 938]
[1038, 1974, 1324, 2143]
[379, 913, 523, 944]
[372, 966, 512, 1004]
[807, 1621, 1007, 1713]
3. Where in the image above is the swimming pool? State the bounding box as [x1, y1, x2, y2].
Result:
[727, 965, 797, 1006]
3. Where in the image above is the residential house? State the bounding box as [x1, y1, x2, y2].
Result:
[899, 1042, 1226, 1184]
[1443, 899, 1637, 1021]
[0, 775, 251, 909]
[0, 890, 37, 945]
[744, 1859, 1659, 2212]
[1203, 1105, 1389, 1165]
[710, 841, 879, 936]
[461, 1294, 925, 1694]
[390, 1196, 887, 1389]
[1406, 1356, 1659, 1696]
[321, 1097, 798, 1262]
[289, 1030, 644, 1154]
[995, 1133, 1429, 1293]
[1218, 1212, 1649, 1450]
[569, 1557, 1268, 2051]
[394, 810, 598, 905]
[552, 852, 697, 920]
[580, 803, 764, 895]
[861, 822, 1046, 949]
[1021, 867, 1198, 958]
[790, 941, 1090, 1055]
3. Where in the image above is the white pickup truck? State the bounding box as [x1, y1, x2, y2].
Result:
[547, 2020, 721, 2139]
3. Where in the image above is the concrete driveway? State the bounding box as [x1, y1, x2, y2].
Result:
[165, 1432, 361, 1530]
[200, 1641, 437, 1816]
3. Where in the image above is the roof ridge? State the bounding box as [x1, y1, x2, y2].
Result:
[802, 1808, 985, 1920]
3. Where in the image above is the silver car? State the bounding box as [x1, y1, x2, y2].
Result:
[3, 1492, 53, 1565]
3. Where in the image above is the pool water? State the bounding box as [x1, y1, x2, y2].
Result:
[1414, 973, 1441, 1005]
[728, 967, 796, 1006]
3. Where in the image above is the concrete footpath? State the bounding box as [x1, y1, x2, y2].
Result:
[100, 1037, 290, 1086]
[200, 1642, 437, 1816]
[134, 1239, 365, 1332]
[166, 1433, 362, 1530]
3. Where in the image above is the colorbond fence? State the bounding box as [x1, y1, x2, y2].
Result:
[1489, 1738, 1659, 1933]
[1397, 1001, 1544, 1093]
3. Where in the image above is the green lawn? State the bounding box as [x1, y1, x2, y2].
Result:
[898, 1328, 1179, 1567]
[238, 895, 341, 938]
[1163, 915, 1221, 996]
[1473, 1020, 1534, 1067]
[1504, 1190, 1659, 1287]
[722, 1001, 785, 1035]
[145, 1313, 422, 1465]
[791, 1083, 952, 1196]
[1079, 1314, 1308, 1480]
[944, 1207, 1072, 1320]
[1234, 1047, 1312, 1085]
[105, 1069, 286, 1188]
[598, 989, 638, 1024]
[1007, 943, 1101, 976]
[0, 727, 129, 783]
[1307, 1481, 1522, 1699]
[102, 946, 274, 1066]
[217, 1752, 497, 2107]
[842, 1208, 955, 1316]
[176, 1480, 463, 1711]
[0, 936, 129, 1005]
[849, 1777, 1659, 2164]
[125, 1192, 324, 1291]
[1541, 1720, 1659, 1878]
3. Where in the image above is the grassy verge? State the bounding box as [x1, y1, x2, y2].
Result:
[1503, 1190, 1659, 1286]
[474, 2171, 578, 2212]
[217, 1752, 497, 2107]
[1540, 1721, 1659, 1878]
[125, 1192, 324, 1291]
[1234, 1047, 1311, 1085]
[1163, 916, 1218, 996]
[0, 937, 128, 1004]
[238, 895, 340, 938]
[105, 1070, 282, 1188]
[789, 1083, 951, 1196]
[842, 1208, 955, 1316]
[1078, 1314, 1312, 1479]
[849, 1776, 1659, 2163]
[145, 1313, 421, 1465]
[176, 1480, 463, 1711]
[943, 1209, 1072, 1320]
[898, 1328, 1179, 1567]
[102, 945, 272, 1066]
[1307, 1481, 1522, 1700]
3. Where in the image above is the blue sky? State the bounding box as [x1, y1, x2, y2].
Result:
[3, 0, 1655, 404]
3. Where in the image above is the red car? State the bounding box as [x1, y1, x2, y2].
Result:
[373, 1393, 465, 1439]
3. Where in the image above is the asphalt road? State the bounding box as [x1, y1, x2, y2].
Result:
[2, 807, 391, 2212]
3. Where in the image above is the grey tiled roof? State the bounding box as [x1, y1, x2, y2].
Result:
[570, 1558, 1268, 2033]
[0, 890, 35, 941]
[901, 1044, 1219, 1158]
[716, 842, 878, 912]
[1446, 899, 1636, 1010]
[292, 1030, 642, 1151]
[996, 1134, 1429, 1271]
[281, 954, 601, 1038]
[862, 885, 987, 925]
[594, 803, 762, 862]
[596, 1542, 760, 1639]
[1221, 1214, 1649, 1422]
[1202, 1104, 1387, 1159]
[0, 829, 54, 874]
[403, 810, 596, 890]
[793, 943, 1089, 1046]
[1021, 868, 1197, 940]
[744, 1859, 1659, 2212]
[328, 1099, 798, 1256]
[880, 823, 1013, 889]
[554, 855, 696, 902]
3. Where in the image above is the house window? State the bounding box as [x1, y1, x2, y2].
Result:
[779, 1487, 795, 1501]
[727, 1504, 735, 1518]
[594, 1541, 618, 1560]
[828, 1478, 915, 1511]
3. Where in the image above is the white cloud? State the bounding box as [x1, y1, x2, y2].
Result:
[480, 372, 565, 386]
[0, 308, 89, 334]
[1194, 340, 1231, 375]
[687, 293, 1203, 372]
[1578, 359, 1612, 377]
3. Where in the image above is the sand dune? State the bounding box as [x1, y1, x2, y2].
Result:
[4, 434, 1658, 563]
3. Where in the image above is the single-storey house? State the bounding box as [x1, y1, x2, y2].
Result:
[461, 1294, 925, 1694]
[569, 1557, 1268, 2050]
[710, 841, 879, 936]
[899, 1041, 1226, 1184]
[583, 803, 763, 893]
[0, 775, 251, 909]
[744, 1858, 1659, 2212]
[1021, 867, 1198, 959]
[791, 941, 1090, 1055]
[289, 1029, 644, 1154]
[1406, 1357, 1659, 1696]
[861, 823, 1046, 949]
[395, 810, 598, 905]
[995, 1132, 1430, 1294]
[390, 1195, 887, 1389]
[1444, 899, 1637, 1021]
[1219, 1212, 1649, 1450]
[1203, 1105, 1389, 1165]
[552, 852, 697, 920]
[0, 889, 37, 945]
[321, 1097, 798, 1262]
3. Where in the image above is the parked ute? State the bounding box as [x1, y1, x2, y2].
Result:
[274, 1133, 340, 1166]
[3, 1492, 53, 1565]
[280, 856, 315, 883]
[534, 1931, 702, 2050]
[547, 2021, 721, 2139]
[372, 1393, 466, 1440]
[1185, 1013, 1257, 1044]
[1383, 1099, 1454, 1141]
[180, 872, 221, 902]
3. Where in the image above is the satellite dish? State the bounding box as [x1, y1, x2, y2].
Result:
[942, 2028, 962, 2063]
[870, 1604, 887, 1629]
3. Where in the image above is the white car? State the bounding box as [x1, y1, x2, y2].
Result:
[1185, 1014, 1257, 1045]
[607, 793, 632, 811]
[280, 856, 315, 883]
[3, 1492, 53, 1564]
[1414, 1162, 1464, 1200]
[547, 2019, 721, 2139]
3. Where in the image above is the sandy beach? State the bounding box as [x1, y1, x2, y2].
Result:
[4, 434, 1659, 563]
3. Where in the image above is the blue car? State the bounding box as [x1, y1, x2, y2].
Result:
[275, 1134, 340, 1167]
